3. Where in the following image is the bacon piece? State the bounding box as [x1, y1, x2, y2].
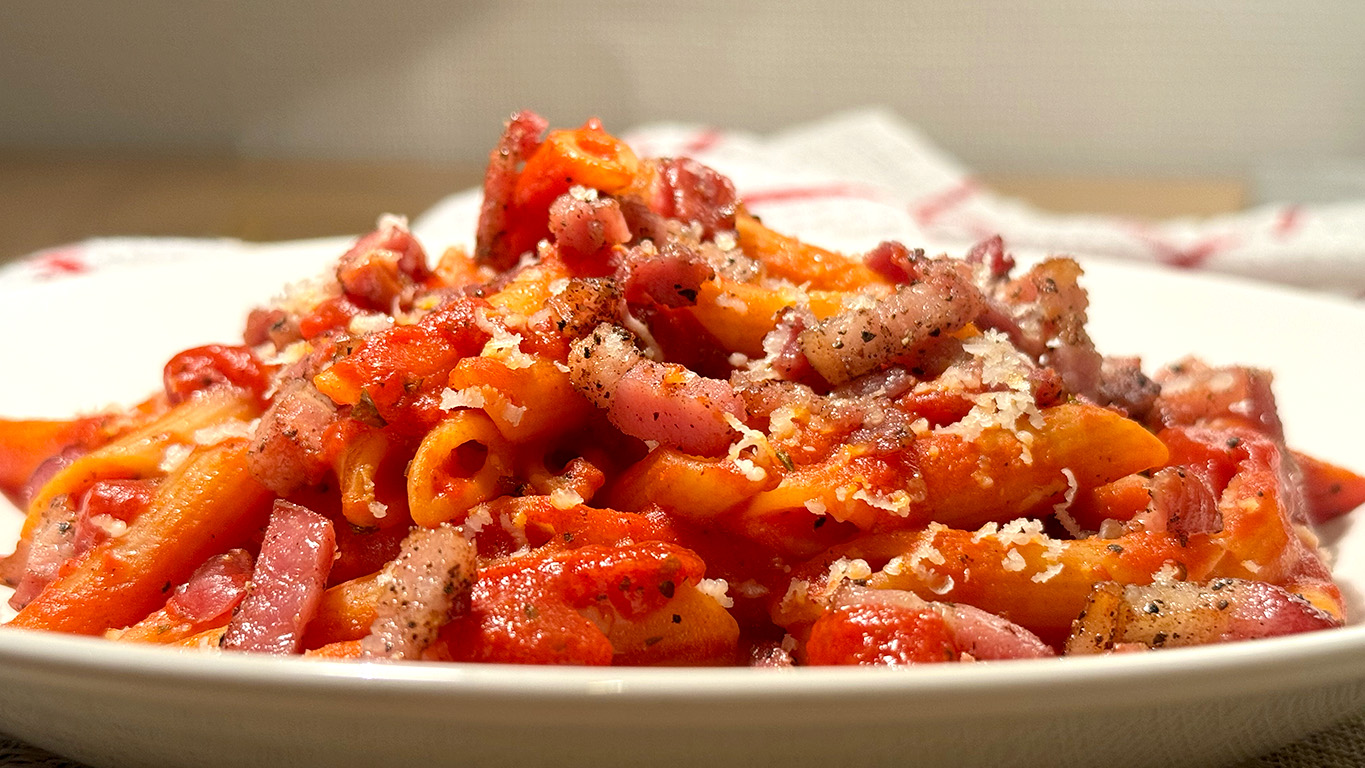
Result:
[1066, 578, 1340, 654]
[548, 277, 622, 338]
[243, 306, 298, 348]
[986, 257, 1103, 399]
[1148, 359, 1283, 438]
[750, 307, 823, 384]
[863, 241, 926, 284]
[9, 480, 154, 609]
[360, 525, 478, 660]
[799, 258, 984, 385]
[548, 191, 632, 272]
[163, 345, 269, 406]
[336, 218, 431, 311]
[6, 496, 78, 609]
[17, 444, 86, 511]
[635, 157, 738, 240]
[567, 324, 641, 406]
[222, 500, 336, 655]
[568, 324, 744, 456]
[1139, 467, 1223, 543]
[637, 306, 736, 381]
[1028, 365, 1067, 408]
[618, 240, 714, 309]
[732, 378, 817, 426]
[4, 466, 145, 602]
[1096, 356, 1161, 419]
[166, 549, 253, 624]
[476, 110, 549, 270]
[68, 479, 155, 558]
[963, 235, 1016, 281]
[247, 379, 337, 495]
[830, 366, 917, 401]
[611, 366, 745, 456]
[938, 602, 1055, 661]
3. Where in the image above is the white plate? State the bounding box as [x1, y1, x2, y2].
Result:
[1, 244, 1364, 768]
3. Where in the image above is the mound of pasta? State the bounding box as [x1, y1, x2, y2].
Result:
[2, 111, 1363, 665]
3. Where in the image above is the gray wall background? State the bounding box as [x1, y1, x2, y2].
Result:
[2, 1, 1362, 175]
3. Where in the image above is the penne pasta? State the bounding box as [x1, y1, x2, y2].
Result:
[1, 110, 1359, 667]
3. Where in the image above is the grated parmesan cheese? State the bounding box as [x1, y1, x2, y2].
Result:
[1001, 549, 1027, 572]
[928, 574, 956, 595]
[1097, 518, 1125, 539]
[159, 443, 193, 473]
[767, 405, 801, 442]
[839, 291, 880, 312]
[732, 457, 767, 482]
[851, 487, 914, 517]
[462, 505, 494, 536]
[501, 402, 527, 427]
[368, 501, 388, 520]
[714, 292, 748, 312]
[938, 330, 1045, 455]
[1031, 564, 1064, 583]
[1052, 468, 1084, 538]
[474, 308, 535, 369]
[271, 272, 341, 317]
[734, 579, 770, 599]
[996, 518, 1047, 547]
[88, 514, 128, 538]
[823, 558, 873, 601]
[723, 412, 775, 478]
[193, 419, 257, 446]
[907, 524, 948, 570]
[696, 578, 734, 608]
[549, 486, 584, 510]
[440, 387, 487, 411]
[499, 511, 529, 551]
[1153, 562, 1187, 583]
[972, 522, 999, 543]
[779, 579, 811, 614]
[260, 340, 311, 367]
[347, 312, 392, 336]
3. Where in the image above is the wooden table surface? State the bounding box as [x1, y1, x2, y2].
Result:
[0, 149, 1247, 260]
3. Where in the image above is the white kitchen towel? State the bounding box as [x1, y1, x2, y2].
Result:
[422, 108, 1365, 297]
[6, 109, 1365, 300]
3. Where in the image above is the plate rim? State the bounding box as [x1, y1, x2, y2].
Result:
[3, 243, 1365, 736]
